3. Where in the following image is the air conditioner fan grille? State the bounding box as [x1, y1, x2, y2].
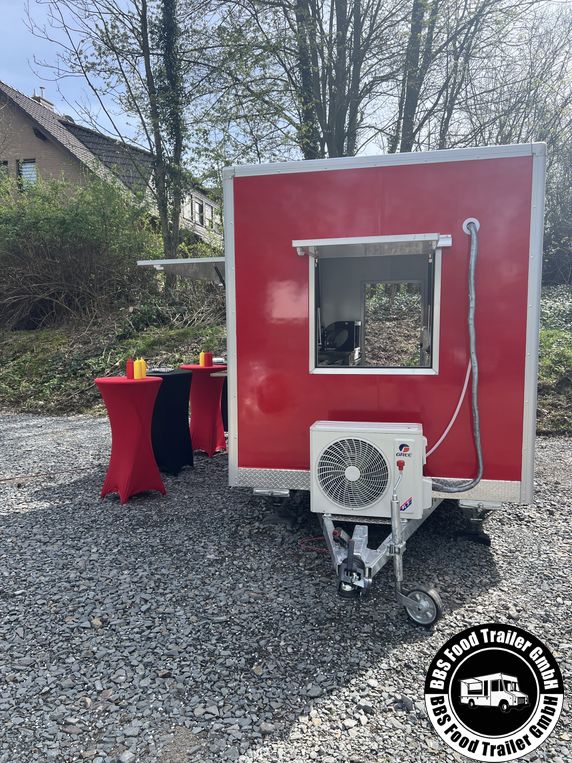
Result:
[317, 437, 389, 509]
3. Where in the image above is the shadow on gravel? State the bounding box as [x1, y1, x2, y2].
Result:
[0, 456, 500, 762]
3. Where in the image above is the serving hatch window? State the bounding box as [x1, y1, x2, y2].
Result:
[301, 234, 447, 374]
[363, 282, 428, 367]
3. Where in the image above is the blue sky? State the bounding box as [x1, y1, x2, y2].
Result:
[1, 0, 134, 138]
[1, 0, 85, 112]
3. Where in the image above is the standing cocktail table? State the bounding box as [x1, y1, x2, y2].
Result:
[180, 364, 227, 457]
[149, 369, 194, 474]
[95, 376, 166, 503]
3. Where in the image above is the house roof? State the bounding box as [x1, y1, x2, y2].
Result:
[61, 120, 154, 193]
[0, 80, 154, 193]
[0, 80, 221, 237]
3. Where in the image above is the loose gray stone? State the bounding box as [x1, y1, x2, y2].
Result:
[0, 415, 570, 763]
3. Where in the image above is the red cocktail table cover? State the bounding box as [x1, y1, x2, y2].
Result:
[180, 364, 227, 457]
[95, 376, 166, 503]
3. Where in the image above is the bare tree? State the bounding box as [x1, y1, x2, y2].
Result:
[385, 0, 545, 153]
[193, 0, 564, 164]
[457, 5, 572, 282]
[196, 0, 407, 160]
[28, 0, 209, 266]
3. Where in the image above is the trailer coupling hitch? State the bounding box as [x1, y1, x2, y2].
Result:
[319, 509, 444, 624]
[337, 536, 370, 599]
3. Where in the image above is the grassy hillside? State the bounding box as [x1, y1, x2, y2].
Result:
[537, 285, 572, 434]
[0, 320, 226, 415]
[0, 287, 570, 434]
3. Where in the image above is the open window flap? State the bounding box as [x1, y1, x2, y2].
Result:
[137, 257, 225, 285]
[293, 234, 451, 258]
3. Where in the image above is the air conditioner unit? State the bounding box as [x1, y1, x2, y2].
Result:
[310, 421, 432, 520]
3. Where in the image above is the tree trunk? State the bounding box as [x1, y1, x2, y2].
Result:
[160, 0, 185, 292]
[345, 0, 363, 156]
[399, 0, 427, 153]
[294, 0, 323, 159]
[140, 0, 172, 263]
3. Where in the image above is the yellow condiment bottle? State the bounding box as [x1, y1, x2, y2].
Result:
[199, 351, 206, 367]
[134, 359, 143, 379]
[141, 359, 147, 378]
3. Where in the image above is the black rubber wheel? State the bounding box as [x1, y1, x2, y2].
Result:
[403, 586, 443, 626]
[468, 699, 475, 708]
[337, 581, 362, 600]
[499, 700, 510, 713]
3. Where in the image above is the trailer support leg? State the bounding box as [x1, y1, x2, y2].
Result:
[389, 491, 406, 598]
[319, 500, 444, 624]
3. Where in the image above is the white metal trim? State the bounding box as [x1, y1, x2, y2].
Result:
[137, 257, 225, 270]
[235, 468, 311, 491]
[308, 257, 316, 374]
[228, 144, 538, 178]
[311, 367, 438, 376]
[293, 234, 452, 250]
[520, 143, 546, 503]
[432, 249, 442, 374]
[236, 467, 520, 502]
[223, 172, 239, 487]
[431, 479, 521, 503]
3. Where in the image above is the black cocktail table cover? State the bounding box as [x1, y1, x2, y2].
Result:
[221, 378, 228, 432]
[150, 369, 194, 474]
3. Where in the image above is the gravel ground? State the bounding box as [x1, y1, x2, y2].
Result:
[0, 413, 570, 763]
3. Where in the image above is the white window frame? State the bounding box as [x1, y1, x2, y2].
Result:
[301, 234, 449, 376]
[193, 198, 205, 226]
[18, 158, 37, 186]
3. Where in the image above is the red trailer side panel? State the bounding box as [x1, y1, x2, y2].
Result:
[229, 150, 542, 495]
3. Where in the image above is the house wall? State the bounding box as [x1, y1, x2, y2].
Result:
[181, 187, 222, 240]
[0, 99, 85, 183]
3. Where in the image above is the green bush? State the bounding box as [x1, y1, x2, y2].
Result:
[540, 284, 572, 330]
[0, 175, 161, 328]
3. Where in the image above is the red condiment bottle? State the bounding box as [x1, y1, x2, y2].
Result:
[126, 358, 134, 379]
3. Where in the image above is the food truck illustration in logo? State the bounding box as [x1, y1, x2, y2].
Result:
[459, 672, 529, 713]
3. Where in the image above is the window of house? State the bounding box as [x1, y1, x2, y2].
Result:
[18, 159, 37, 186]
[204, 203, 214, 228]
[303, 235, 448, 374]
[0, 160, 8, 177]
[182, 195, 193, 221]
[193, 198, 204, 226]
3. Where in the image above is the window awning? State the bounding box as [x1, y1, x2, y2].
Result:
[293, 234, 452, 258]
[137, 257, 225, 285]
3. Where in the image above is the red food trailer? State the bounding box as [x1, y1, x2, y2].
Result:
[142, 143, 546, 624]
